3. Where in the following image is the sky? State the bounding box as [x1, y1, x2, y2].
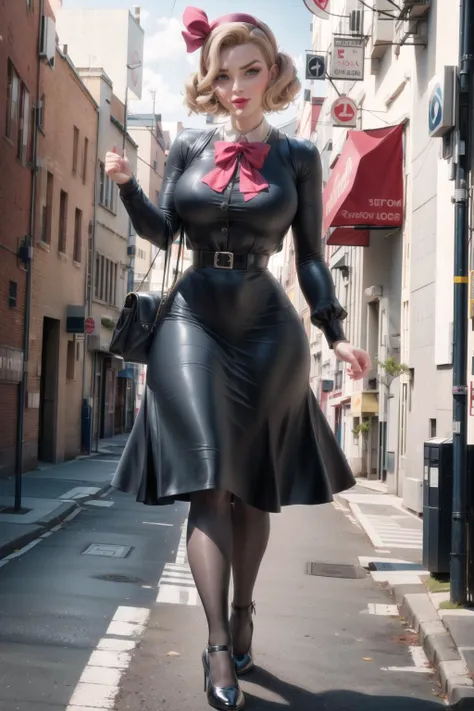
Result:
[61, 0, 313, 129]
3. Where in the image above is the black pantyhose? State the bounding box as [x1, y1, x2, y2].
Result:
[231, 498, 270, 655]
[186, 491, 270, 689]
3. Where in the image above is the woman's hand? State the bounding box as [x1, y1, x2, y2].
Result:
[333, 341, 372, 381]
[105, 146, 132, 185]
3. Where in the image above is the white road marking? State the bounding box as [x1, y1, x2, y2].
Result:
[142, 521, 173, 526]
[84, 500, 114, 508]
[106, 620, 146, 638]
[97, 638, 137, 652]
[156, 520, 200, 606]
[60, 487, 101, 500]
[382, 646, 431, 674]
[66, 605, 151, 710]
[69, 682, 119, 709]
[367, 603, 399, 616]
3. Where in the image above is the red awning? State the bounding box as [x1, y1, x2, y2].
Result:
[322, 124, 404, 235]
[327, 228, 370, 247]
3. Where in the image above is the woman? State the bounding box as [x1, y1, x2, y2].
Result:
[106, 7, 371, 710]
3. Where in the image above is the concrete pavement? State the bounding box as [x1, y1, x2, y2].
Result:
[114, 501, 444, 711]
[336, 480, 474, 707]
[0, 435, 126, 559]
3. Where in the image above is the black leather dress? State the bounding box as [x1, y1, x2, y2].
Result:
[111, 127, 355, 512]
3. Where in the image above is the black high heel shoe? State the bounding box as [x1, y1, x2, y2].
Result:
[202, 644, 245, 710]
[231, 602, 256, 676]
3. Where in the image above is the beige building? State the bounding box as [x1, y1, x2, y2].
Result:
[77, 68, 138, 441]
[283, 0, 458, 514]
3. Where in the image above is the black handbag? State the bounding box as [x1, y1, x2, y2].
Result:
[109, 127, 217, 365]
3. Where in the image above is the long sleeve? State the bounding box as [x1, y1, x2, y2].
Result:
[290, 138, 347, 347]
[119, 129, 193, 250]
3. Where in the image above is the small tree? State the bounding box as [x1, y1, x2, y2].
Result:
[376, 357, 410, 481]
[376, 356, 410, 396]
[352, 419, 371, 476]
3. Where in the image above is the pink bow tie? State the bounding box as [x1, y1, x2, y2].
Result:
[201, 141, 271, 202]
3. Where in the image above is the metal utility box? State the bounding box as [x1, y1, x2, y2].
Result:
[423, 438, 453, 574]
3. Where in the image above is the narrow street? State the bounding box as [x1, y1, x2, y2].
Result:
[0, 443, 444, 711]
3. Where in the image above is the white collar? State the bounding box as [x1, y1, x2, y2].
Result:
[221, 117, 271, 143]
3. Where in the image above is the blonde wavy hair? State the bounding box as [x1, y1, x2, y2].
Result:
[184, 20, 301, 116]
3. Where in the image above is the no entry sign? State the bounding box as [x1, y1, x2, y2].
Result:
[331, 96, 358, 127]
[303, 0, 330, 19]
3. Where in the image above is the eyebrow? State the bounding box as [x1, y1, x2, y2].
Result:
[219, 60, 262, 72]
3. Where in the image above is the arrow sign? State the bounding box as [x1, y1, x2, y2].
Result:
[306, 54, 326, 80]
[303, 0, 330, 19]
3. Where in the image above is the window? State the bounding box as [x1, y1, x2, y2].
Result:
[17, 84, 30, 163]
[429, 419, 437, 438]
[38, 94, 45, 130]
[72, 126, 79, 174]
[98, 161, 117, 212]
[94, 254, 118, 306]
[9, 281, 17, 308]
[5, 61, 20, 143]
[58, 190, 68, 253]
[82, 137, 89, 183]
[41, 171, 54, 243]
[400, 382, 408, 456]
[73, 208, 82, 263]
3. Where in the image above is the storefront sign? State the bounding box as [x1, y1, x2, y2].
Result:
[303, 0, 330, 18]
[322, 124, 404, 234]
[329, 37, 365, 81]
[0, 346, 24, 383]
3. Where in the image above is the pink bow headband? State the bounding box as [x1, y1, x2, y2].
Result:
[182, 6, 259, 53]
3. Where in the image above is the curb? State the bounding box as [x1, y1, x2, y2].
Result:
[388, 582, 474, 705]
[336, 491, 474, 707]
[0, 482, 112, 562]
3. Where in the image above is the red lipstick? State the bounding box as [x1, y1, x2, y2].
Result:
[232, 98, 249, 107]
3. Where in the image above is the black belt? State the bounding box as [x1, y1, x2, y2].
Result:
[193, 251, 269, 271]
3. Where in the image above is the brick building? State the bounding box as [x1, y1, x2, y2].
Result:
[26, 45, 98, 467]
[0, 0, 98, 478]
[0, 0, 41, 477]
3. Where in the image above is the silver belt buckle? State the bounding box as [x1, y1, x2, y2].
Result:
[214, 251, 234, 269]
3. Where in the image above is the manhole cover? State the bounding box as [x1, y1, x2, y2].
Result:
[93, 574, 143, 584]
[306, 562, 366, 579]
[82, 544, 132, 558]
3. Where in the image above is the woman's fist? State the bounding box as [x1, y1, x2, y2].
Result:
[105, 146, 132, 185]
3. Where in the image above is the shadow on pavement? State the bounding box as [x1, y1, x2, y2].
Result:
[245, 668, 444, 709]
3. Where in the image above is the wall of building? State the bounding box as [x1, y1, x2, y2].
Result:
[25, 48, 98, 467]
[0, 0, 41, 476]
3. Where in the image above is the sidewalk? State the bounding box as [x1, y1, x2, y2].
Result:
[337, 480, 474, 707]
[0, 434, 127, 560]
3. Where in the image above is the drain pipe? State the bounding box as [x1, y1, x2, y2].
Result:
[15, 0, 43, 511]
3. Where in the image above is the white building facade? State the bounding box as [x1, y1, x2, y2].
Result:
[285, 0, 461, 513]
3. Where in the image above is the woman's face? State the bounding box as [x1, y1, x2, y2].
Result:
[212, 42, 277, 122]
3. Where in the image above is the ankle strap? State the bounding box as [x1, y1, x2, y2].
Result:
[207, 644, 231, 654]
[232, 601, 256, 615]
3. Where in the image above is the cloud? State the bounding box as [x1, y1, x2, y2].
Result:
[144, 16, 186, 63]
[128, 66, 186, 121]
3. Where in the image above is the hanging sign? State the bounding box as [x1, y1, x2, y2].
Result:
[303, 0, 330, 19]
[329, 37, 365, 81]
[305, 54, 326, 80]
[331, 96, 358, 127]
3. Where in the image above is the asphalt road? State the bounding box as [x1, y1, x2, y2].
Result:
[0, 457, 445, 711]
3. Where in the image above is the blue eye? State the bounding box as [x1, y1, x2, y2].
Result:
[246, 68, 260, 76]
[216, 73, 229, 81]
